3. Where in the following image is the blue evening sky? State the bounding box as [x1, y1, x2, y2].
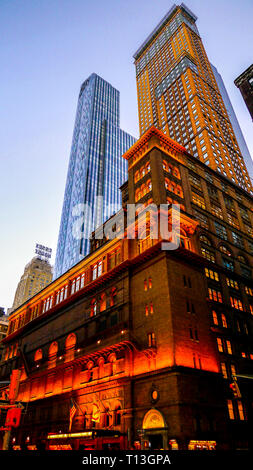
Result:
[0, 0, 252, 310]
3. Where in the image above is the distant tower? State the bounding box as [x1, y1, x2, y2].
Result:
[53, 73, 136, 280]
[133, 3, 252, 192]
[234, 64, 253, 120]
[212, 64, 253, 182]
[11, 255, 52, 312]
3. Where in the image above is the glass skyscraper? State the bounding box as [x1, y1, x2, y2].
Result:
[54, 73, 135, 279]
[211, 64, 253, 183]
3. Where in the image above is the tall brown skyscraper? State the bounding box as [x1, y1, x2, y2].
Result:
[133, 3, 252, 193]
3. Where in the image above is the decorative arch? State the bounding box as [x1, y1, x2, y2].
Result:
[108, 352, 117, 363]
[97, 356, 105, 366]
[142, 409, 166, 430]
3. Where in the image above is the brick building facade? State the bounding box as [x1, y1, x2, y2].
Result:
[0, 128, 252, 450]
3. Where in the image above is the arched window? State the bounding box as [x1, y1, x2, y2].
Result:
[48, 341, 58, 369]
[173, 167, 180, 179]
[135, 188, 141, 201]
[169, 181, 176, 193]
[48, 342, 58, 358]
[141, 184, 146, 196]
[4, 348, 9, 361]
[134, 170, 140, 183]
[110, 287, 117, 307]
[34, 349, 43, 363]
[104, 408, 110, 427]
[176, 185, 183, 198]
[115, 406, 121, 426]
[9, 345, 14, 359]
[100, 293, 106, 312]
[65, 333, 76, 349]
[65, 333, 76, 362]
[220, 244, 232, 257]
[147, 180, 152, 192]
[13, 343, 18, 357]
[91, 299, 97, 317]
[200, 234, 212, 246]
[162, 160, 168, 171]
[238, 254, 248, 264]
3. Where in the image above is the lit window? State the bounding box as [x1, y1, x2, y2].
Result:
[91, 299, 97, 317]
[34, 349, 43, 363]
[201, 247, 215, 263]
[231, 364, 236, 377]
[226, 340, 232, 355]
[148, 332, 156, 348]
[237, 401, 245, 420]
[221, 314, 227, 328]
[110, 287, 117, 307]
[221, 362, 227, 378]
[208, 288, 222, 303]
[100, 293, 106, 312]
[227, 400, 235, 420]
[217, 338, 223, 353]
[205, 268, 219, 281]
[230, 297, 243, 311]
[212, 310, 218, 325]
[226, 278, 239, 290]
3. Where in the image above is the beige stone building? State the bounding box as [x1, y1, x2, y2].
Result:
[11, 257, 52, 312]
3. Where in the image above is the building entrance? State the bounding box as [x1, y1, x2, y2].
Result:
[142, 409, 168, 450]
[147, 433, 163, 450]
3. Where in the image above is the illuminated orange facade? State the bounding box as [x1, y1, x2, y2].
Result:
[134, 4, 252, 193]
[0, 128, 252, 450]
